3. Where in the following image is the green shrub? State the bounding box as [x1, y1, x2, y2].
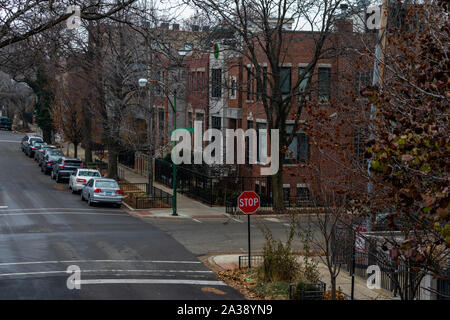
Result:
[257, 224, 300, 283]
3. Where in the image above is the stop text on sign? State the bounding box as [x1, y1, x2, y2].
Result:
[238, 191, 261, 214]
[239, 198, 259, 207]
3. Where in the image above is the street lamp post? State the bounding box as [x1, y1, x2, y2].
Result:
[172, 91, 178, 216]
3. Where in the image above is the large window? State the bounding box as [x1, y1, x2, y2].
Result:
[297, 186, 310, 201]
[298, 67, 312, 102]
[211, 68, 222, 98]
[212, 116, 221, 130]
[188, 112, 193, 129]
[230, 76, 237, 99]
[246, 120, 254, 164]
[158, 109, 165, 144]
[257, 122, 267, 163]
[246, 67, 252, 100]
[284, 125, 310, 164]
[280, 67, 291, 95]
[354, 70, 373, 96]
[318, 67, 331, 102]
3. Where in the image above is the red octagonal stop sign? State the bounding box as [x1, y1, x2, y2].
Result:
[238, 191, 260, 214]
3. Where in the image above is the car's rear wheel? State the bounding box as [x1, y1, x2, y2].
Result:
[56, 174, 61, 183]
[88, 196, 94, 206]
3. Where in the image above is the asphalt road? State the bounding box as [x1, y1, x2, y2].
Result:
[0, 131, 243, 299]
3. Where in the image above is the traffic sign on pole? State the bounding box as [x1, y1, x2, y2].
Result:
[238, 191, 260, 268]
[238, 191, 260, 215]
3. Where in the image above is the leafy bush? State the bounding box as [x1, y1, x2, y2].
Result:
[257, 224, 300, 283]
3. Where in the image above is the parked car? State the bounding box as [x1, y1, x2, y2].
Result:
[0, 116, 12, 131]
[69, 169, 102, 193]
[41, 149, 65, 174]
[36, 145, 57, 165]
[21, 134, 43, 153]
[32, 142, 48, 161]
[25, 138, 46, 157]
[81, 178, 123, 207]
[51, 157, 84, 182]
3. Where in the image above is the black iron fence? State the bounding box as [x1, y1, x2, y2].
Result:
[289, 281, 326, 300]
[238, 255, 264, 269]
[155, 158, 319, 209]
[118, 182, 172, 209]
[225, 197, 317, 214]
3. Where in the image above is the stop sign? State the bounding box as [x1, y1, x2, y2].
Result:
[238, 191, 260, 214]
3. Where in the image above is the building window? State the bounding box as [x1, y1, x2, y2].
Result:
[197, 71, 201, 91]
[188, 112, 193, 129]
[230, 76, 237, 99]
[246, 67, 252, 100]
[211, 68, 222, 98]
[156, 71, 164, 96]
[299, 132, 309, 163]
[246, 120, 254, 164]
[283, 186, 291, 201]
[280, 67, 291, 95]
[196, 112, 204, 128]
[257, 122, 267, 163]
[158, 109, 165, 144]
[298, 67, 312, 102]
[318, 67, 331, 102]
[297, 186, 310, 201]
[284, 125, 310, 164]
[353, 126, 366, 166]
[212, 116, 221, 130]
[354, 70, 372, 96]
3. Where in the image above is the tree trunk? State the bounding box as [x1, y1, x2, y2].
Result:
[331, 276, 337, 300]
[272, 167, 284, 211]
[82, 106, 92, 163]
[108, 147, 118, 180]
[74, 142, 78, 158]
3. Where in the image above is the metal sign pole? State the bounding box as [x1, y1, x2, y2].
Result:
[248, 214, 251, 269]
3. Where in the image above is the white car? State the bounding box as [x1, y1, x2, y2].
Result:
[69, 169, 102, 193]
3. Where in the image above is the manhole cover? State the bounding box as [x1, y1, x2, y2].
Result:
[53, 185, 67, 191]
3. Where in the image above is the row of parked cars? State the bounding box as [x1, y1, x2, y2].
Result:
[0, 116, 12, 131]
[21, 133, 123, 208]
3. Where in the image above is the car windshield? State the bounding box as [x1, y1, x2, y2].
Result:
[65, 161, 82, 167]
[1, 118, 11, 123]
[30, 138, 43, 144]
[78, 171, 101, 177]
[95, 181, 119, 189]
[49, 151, 64, 156]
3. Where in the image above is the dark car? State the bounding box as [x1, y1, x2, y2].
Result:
[41, 149, 65, 174]
[35, 145, 57, 164]
[25, 138, 45, 157]
[51, 157, 85, 183]
[0, 116, 12, 131]
[32, 142, 48, 161]
[21, 134, 43, 154]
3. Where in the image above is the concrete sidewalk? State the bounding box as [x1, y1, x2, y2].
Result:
[60, 141, 229, 220]
[204, 254, 396, 300]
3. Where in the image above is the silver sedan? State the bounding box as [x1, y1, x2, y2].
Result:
[81, 178, 123, 207]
